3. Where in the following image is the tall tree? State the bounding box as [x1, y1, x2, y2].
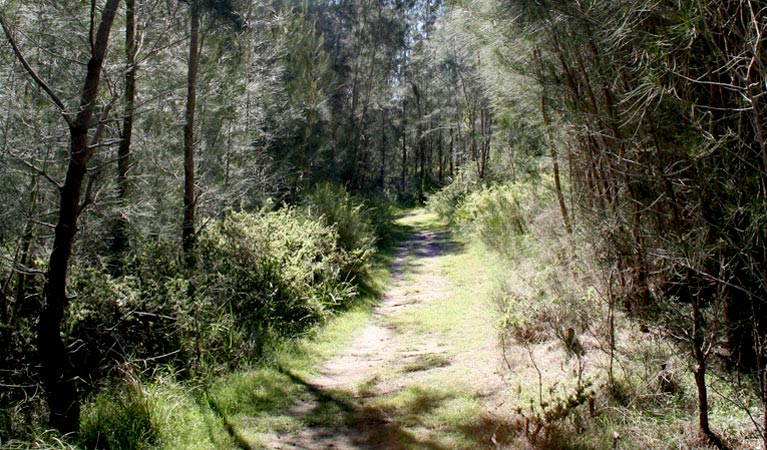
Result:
[112, 0, 138, 258]
[181, 0, 239, 257]
[182, 0, 201, 256]
[1, 0, 121, 432]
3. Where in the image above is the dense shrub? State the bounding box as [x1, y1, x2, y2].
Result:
[63, 205, 372, 385]
[195, 208, 360, 339]
[430, 179, 552, 258]
[301, 183, 378, 279]
[425, 169, 480, 223]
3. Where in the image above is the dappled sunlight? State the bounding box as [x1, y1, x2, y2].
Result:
[204, 209, 512, 450]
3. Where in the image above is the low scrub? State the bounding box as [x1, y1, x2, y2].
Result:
[429, 176, 554, 258]
[425, 169, 481, 223]
[64, 206, 371, 382]
[301, 182, 383, 279]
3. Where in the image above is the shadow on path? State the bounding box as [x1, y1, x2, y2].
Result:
[274, 366, 515, 450]
[264, 211, 515, 450]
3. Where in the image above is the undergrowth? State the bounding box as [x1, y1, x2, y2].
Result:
[1, 184, 391, 449]
[428, 176, 759, 449]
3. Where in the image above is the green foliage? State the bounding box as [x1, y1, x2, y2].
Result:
[516, 379, 596, 449]
[456, 183, 531, 254]
[196, 207, 360, 338]
[430, 177, 553, 258]
[79, 376, 157, 450]
[301, 183, 379, 278]
[62, 205, 374, 386]
[425, 169, 480, 223]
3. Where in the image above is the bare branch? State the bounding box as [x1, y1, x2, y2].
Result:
[0, 12, 73, 127]
[6, 148, 62, 189]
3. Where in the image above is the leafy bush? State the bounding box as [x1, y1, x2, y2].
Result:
[455, 182, 547, 258]
[425, 169, 480, 223]
[195, 208, 360, 341]
[64, 206, 372, 384]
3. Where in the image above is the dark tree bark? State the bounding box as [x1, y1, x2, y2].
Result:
[15, 212, 34, 315]
[379, 108, 386, 186]
[1, 0, 121, 433]
[541, 94, 571, 234]
[113, 0, 137, 257]
[183, 0, 201, 257]
[0, 284, 7, 326]
[534, 47, 571, 234]
[401, 100, 407, 189]
[438, 128, 443, 182]
[691, 291, 724, 448]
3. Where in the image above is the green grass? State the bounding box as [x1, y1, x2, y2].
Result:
[70, 298, 381, 450]
[401, 354, 452, 373]
[350, 210, 508, 449]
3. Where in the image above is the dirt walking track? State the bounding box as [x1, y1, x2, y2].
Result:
[267, 212, 510, 450]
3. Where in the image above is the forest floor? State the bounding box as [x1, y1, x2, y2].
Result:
[255, 209, 517, 449]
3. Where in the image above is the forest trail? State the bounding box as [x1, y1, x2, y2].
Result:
[265, 210, 513, 450]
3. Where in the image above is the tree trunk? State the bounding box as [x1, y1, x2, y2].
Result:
[540, 94, 572, 234]
[535, 46, 571, 234]
[183, 1, 200, 257]
[113, 0, 137, 258]
[401, 101, 407, 189]
[691, 291, 723, 448]
[35, 0, 121, 433]
[449, 128, 454, 177]
[379, 109, 386, 186]
[14, 214, 34, 317]
[0, 289, 7, 326]
[438, 128, 443, 182]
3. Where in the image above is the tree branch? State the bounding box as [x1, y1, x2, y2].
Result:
[0, 12, 73, 127]
[6, 148, 62, 189]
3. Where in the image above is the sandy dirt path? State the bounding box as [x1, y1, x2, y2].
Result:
[268, 212, 509, 450]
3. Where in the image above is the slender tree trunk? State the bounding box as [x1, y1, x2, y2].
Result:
[535, 47, 571, 234]
[438, 128, 443, 182]
[0, 288, 7, 326]
[14, 180, 38, 318]
[34, 0, 121, 433]
[449, 128, 454, 177]
[691, 291, 723, 448]
[540, 94, 571, 234]
[113, 0, 137, 257]
[183, 1, 200, 257]
[692, 293, 709, 433]
[379, 109, 386, 186]
[401, 101, 407, 189]
[14, 216, 34, 316]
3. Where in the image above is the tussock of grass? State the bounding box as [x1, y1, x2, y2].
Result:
[401, 354, 452, 373]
